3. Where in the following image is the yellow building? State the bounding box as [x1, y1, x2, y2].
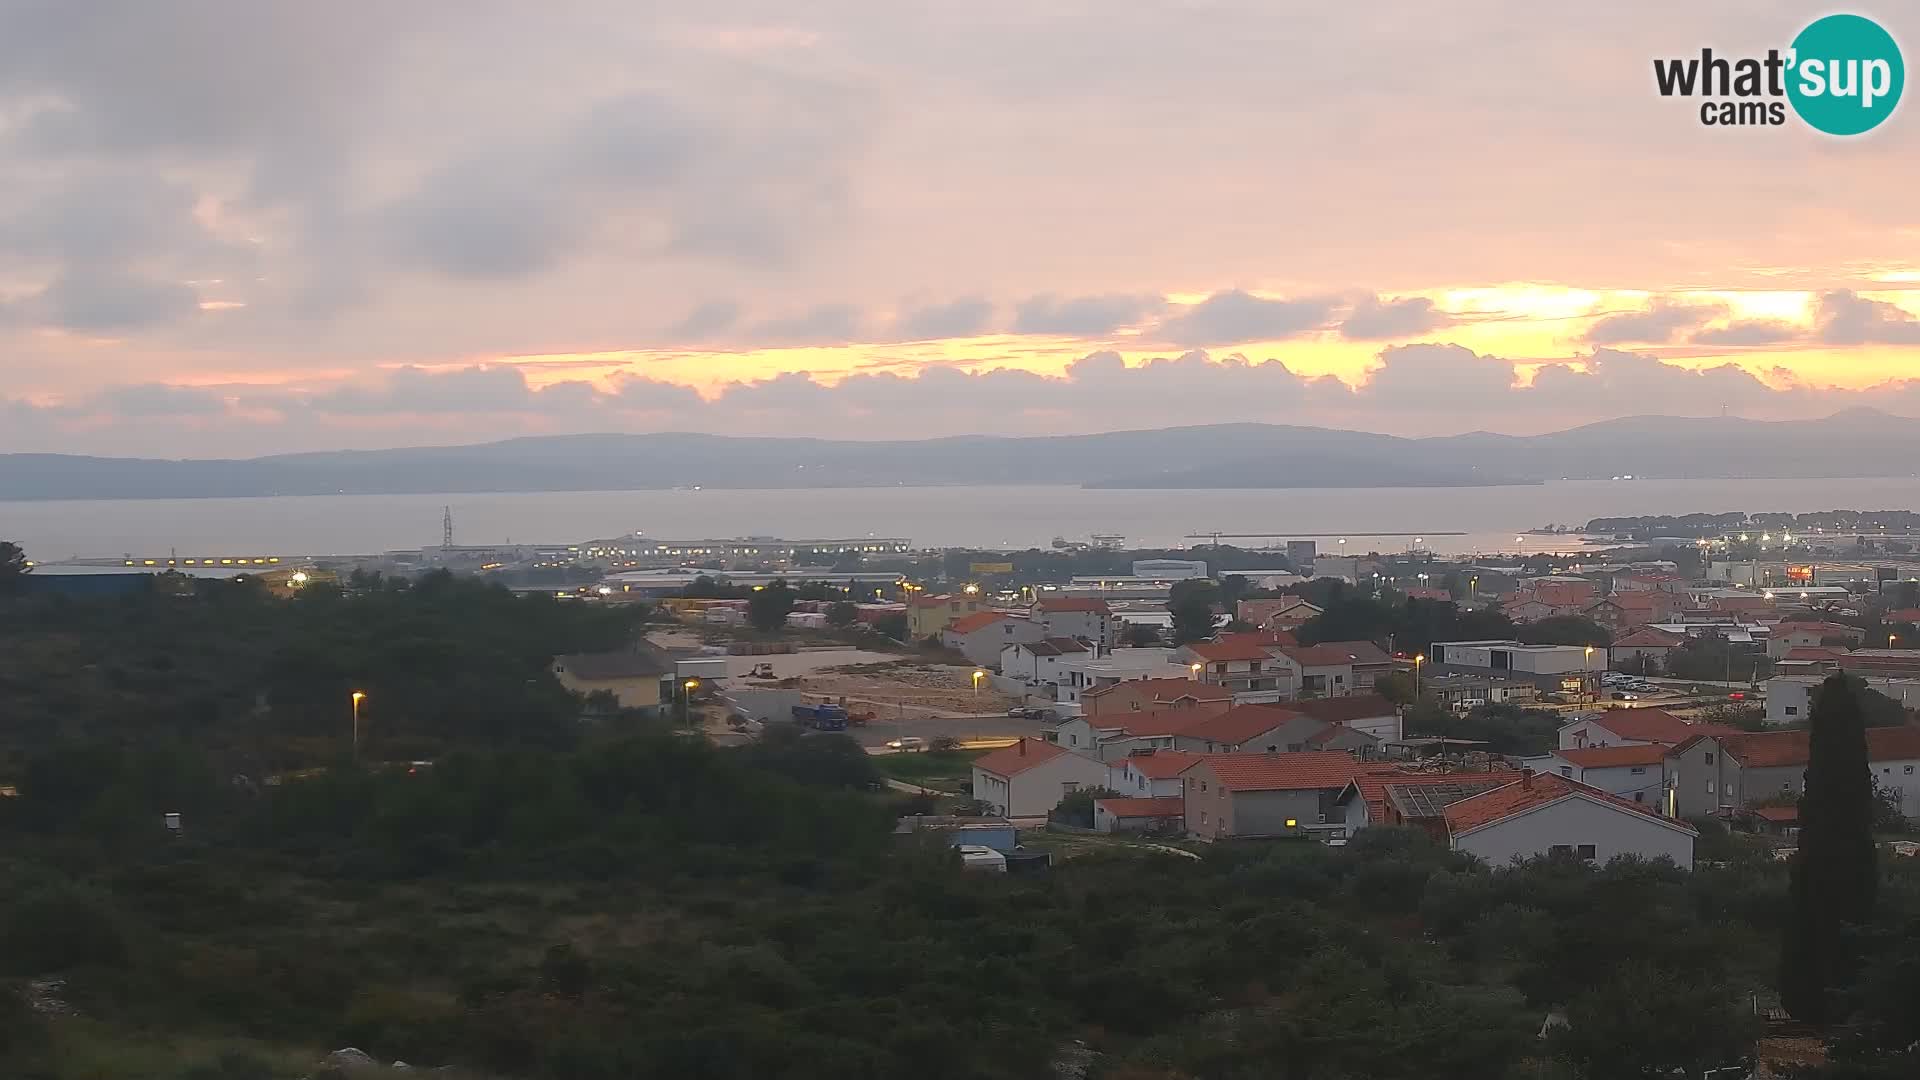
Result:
[907, 593, 990, 640]
[552, 650, 668, 712]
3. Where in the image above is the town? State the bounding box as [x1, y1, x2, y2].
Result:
[10, 522, 1920, 1077]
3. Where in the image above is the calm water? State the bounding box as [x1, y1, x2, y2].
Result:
[5, 477, 1920, 562]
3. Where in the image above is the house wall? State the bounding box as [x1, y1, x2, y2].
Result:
[1105, 761, 1184, 798]
[909, 595, 988, 639]
[1666, 737, 1741, 818]
[971, 751, 1110, 817]
[1093, 732, 1180, 761]
[1872, 757, 1920, 818]
[1340, 711, 1402, 742]
[1453, 795, 1695, 868]
[1554, 761, 1665, 805]
[1297, 663, 1355, 697]
[1558, 718, 1653, 751]
[1229, 788, 1336, 837]
[1037, 609, 1116, 649]
[1765, 677, 1817, 726]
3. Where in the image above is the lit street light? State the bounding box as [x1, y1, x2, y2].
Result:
[1413, 653, 1425, 697]
[972, 669, 986, 697]
[350, 691, 367, 761]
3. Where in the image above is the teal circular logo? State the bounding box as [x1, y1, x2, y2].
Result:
[1787, 14, 1904, 135]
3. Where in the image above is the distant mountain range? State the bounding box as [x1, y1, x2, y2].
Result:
[3, 408, 1917, 500]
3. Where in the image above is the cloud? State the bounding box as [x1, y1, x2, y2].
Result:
[13, 345, 1920, 457]
[1339, 295, 1449, 340]
[32, 270, 201, 332]
[1154, 290, 1336, 346]
[1815, 290, 1920, 345]
[1012, 293, 1163, 335]
[891, 297, 995, 340]
[1690, 319, 1802, 346]
[306, 366, 600, 416]
[1585, 299, 1725, 345]
[1523, 348, 1785, 414]
[1358, 343, 1516, 405]
[379, 152, 587, 280]
[746, 303, 865, 346]
[666, 300, 743, 340]
[90, 383, 228, 417]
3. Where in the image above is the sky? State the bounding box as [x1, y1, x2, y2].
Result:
[4, 0, 1920, 457]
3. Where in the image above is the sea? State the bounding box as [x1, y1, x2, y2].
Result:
[5, 476, 1920, 563]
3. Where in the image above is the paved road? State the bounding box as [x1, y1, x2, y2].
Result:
[852, 712, 1051, 749]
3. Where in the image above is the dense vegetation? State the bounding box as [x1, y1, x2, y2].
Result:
[6, 567, 1920, 1078]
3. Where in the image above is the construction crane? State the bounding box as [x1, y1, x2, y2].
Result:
[443, 506, 455, 547]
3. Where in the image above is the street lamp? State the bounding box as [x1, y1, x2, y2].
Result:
[1191, 661, 1203, 678]
[1413, 654, 1424, 696]
[350, 691, 367, 761]
[963, 583, 980, 595]
[972, 669, 986, 696]
[1584, 645, 1594, 702]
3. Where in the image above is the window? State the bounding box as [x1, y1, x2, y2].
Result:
[1199, 781, 1207, 792]
[1907, 765, 1915, 775]
[1706, 780, 1715, 794]
[1558, 766, 1572, 778]
[1199, 811, 1208, 826]
[1550, 844, 1573, 856]
[1785, 706, 1798, 716]
[1062, 782, 1079, 795]
[1704, 752, 1714, 765]
[1630, 766, 1646, 774]
[1577, 844, 1597, 861]
[1633, 792, 1645, 803]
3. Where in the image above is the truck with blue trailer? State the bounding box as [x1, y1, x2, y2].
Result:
[791, 702, 849, 731]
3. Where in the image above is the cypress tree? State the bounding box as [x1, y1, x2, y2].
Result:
[1780, 673, 1878, 1023]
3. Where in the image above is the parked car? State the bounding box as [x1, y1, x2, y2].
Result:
[885, 736, 926, 752]
[1007, 706, 1046, 719]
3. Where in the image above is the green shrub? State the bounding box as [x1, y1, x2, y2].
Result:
[0, 884, 132, 975]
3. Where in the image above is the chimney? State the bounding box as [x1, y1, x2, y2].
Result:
[1521, 768, 1534, 789]
[1017, 740, 1027, 757]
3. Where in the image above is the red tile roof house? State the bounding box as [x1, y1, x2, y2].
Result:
[1048, 708, 1210, 761]
[1285, 693, 1404, 743]
[939, 611, 1046, 668]
[1083, 677, 1232, 718]
[1170, 704, 1378, 756]
[1174, 638, 1291, 702]
[1440, 771, 1698, 868]
[1000, 637, 1090, 686]
[1557, 708, 1742, 751]
[1180, 752, 1368, 840]
[1530, 744, 1671, 807]
[1105, 748, 1205, 798]
[1030, 597, 1117, 650]
[1092, 795, 1186, 834]
[1334, 768, 1524, 835]
[1237, 596, 1322, 631]
[1609, 627, 1688, 669]
[1279, 644, 1362, 698]
[1766, 620, 1866, 658]
[969, 738, 1111, 818]
[1311, 640, 1396, 691]
[1665, 725, 1920, 821]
